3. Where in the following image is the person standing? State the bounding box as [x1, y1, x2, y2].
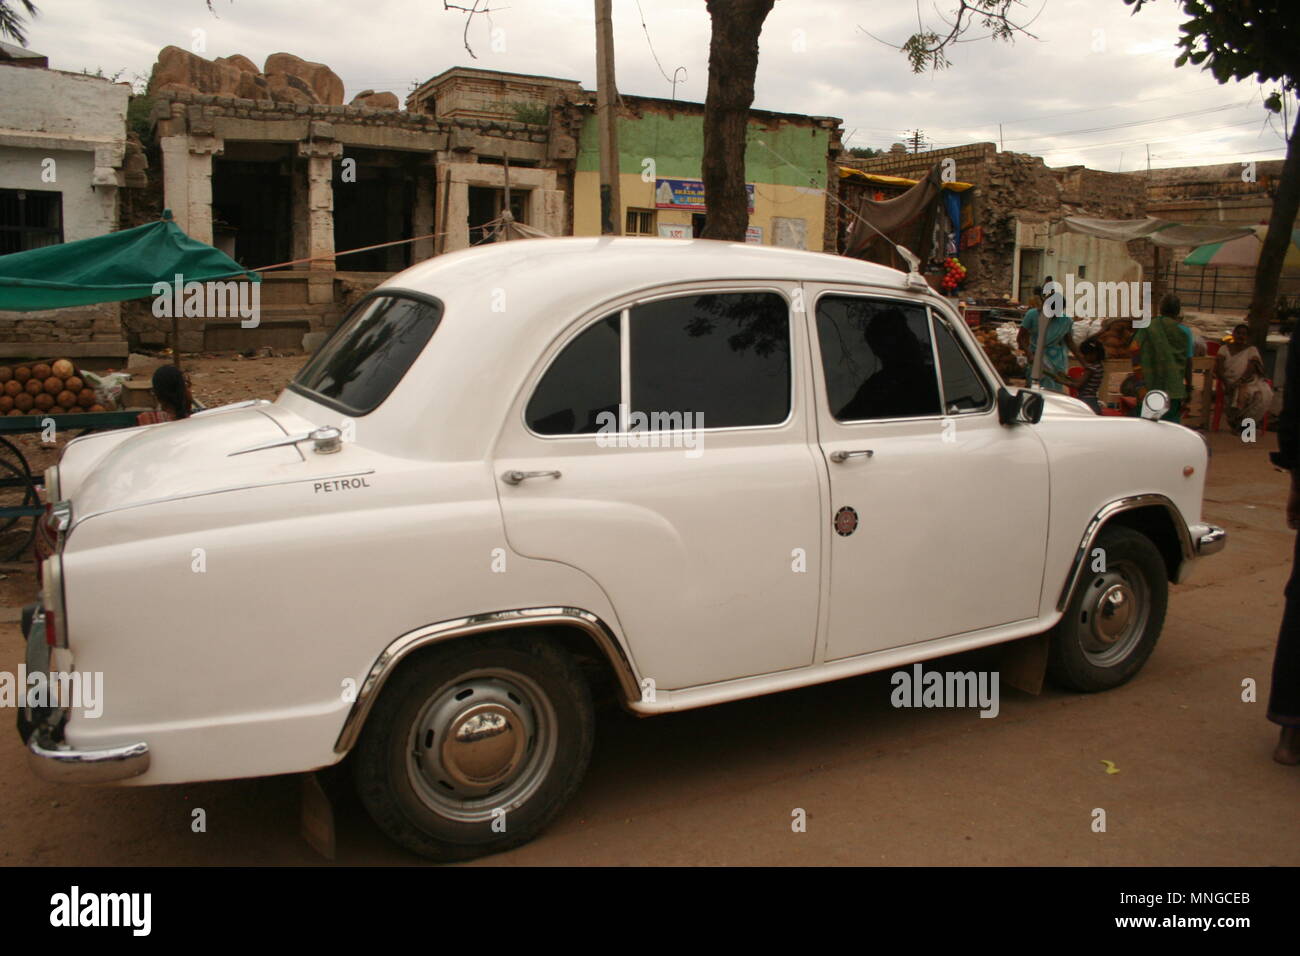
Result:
[1268, 320, 1300, 765]
[1017, 294, 1081, 392]
[1131, 293, 1192, 421]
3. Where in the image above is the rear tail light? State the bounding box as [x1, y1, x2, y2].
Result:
[35, 500, 72, 585]
[41, 555, 67, 648]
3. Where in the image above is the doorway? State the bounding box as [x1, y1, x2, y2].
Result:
[1017, 248, 1044, 303]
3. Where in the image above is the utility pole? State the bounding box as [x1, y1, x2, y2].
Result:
[905, 129, 928, 154]
[998, 123, 1003, 152]
[595, 0, 622, 235]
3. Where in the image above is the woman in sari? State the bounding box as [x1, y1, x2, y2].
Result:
[1131, 294, 1192, 422]
[1017, 294, 1081, 391]
[1216, 323, 1274, 431]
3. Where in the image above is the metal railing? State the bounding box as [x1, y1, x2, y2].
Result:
[1159, 261, 1300, 314]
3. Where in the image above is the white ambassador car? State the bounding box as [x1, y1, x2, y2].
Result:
[20, 238, 1224, 860]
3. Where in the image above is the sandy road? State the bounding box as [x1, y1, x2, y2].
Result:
[0, 383, 1295, 865]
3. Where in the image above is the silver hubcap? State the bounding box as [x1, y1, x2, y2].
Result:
[406, 669, 557, 823]
[1079, 560, 1149, 666]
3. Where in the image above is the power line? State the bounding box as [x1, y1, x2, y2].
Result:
[998, 101, 1252, 145]
[634, 0, 674, 86]
[1039, 118, 1278, 156]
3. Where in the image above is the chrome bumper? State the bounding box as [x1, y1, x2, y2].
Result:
[26, 727, 150, 784]
[18, 603, 150, 785]
[1192, 524, 1227, 556]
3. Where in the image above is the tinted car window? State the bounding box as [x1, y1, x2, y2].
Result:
[816, 296, 941, 421]
[630, 292, 790, 430]
[933, 315, 992, 413]
[526, 314, 620, 435]
[293, 293, 442, 415]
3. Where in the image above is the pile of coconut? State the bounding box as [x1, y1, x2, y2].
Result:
[0, 359, 113, 416]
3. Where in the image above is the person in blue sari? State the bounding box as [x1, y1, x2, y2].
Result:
[1017, 293, 1082, 391]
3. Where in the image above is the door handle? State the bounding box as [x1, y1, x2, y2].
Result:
[502, 469, 562, 485]
[829, 449, 874, 463]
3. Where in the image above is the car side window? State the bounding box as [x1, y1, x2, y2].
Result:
[629, 291, 790, 429]
[816, 295, 941, 421]
[526, 314, 620, 435]
[932, 314, 992, 413]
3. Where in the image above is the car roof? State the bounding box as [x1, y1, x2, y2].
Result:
[382, 236, 914, 317]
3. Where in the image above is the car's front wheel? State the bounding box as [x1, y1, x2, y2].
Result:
[1048, 525, 1169, 692]
[353, 634, 594, 862]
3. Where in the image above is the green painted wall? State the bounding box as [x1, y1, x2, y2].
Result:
[577, 110, 829, 189]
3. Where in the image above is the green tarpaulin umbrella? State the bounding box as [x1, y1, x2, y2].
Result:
[1183, 226, 1300, 269]
[0, 213, 258, 312]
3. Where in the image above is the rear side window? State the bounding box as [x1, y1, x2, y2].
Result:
[933, 316, 992, 413]
[816, 295, 941, 421]
[526, 314, 620, 435]
[630, 291, 790, 429]
[292, 293, 442, 415]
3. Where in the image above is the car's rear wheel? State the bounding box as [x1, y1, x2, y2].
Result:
[353, 634, 594, 861]
[1048, 525, 1168, 692]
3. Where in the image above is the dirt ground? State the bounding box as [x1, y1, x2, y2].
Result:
[0, 357, 1297, 866]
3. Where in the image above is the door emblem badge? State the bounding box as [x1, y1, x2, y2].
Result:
[834, 506, 859, 537]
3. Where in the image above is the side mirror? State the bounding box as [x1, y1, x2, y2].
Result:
[998, 387, 1045, 426]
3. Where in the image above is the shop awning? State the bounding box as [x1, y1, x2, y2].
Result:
[1183, 225, 1300, 269]
[1053, 216, 1254, 248]
[0, 214, 258, 313]
[839, 167, 974, 192]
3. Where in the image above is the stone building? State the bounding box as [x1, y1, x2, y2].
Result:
[1143, 160, 1299, 315]
[0, 45, 136, 359]
[570, 94, 842, 251]
[141, 54, 568, 351]
[844, 142, 1148, 302]
[139, 52, 845, 351]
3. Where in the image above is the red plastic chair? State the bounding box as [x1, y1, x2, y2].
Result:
[1211, 375, 1271, 432]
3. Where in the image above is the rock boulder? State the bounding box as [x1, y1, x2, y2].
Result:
[264, 52, 344, 106]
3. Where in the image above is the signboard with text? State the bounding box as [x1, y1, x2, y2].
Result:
[655, 178, 755, 214]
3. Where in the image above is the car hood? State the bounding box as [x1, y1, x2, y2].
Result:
[69, 404, 318, 522]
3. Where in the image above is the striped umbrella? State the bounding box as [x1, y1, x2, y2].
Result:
[1183, 225, 1300, 269]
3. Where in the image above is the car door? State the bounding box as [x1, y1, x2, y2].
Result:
[806, 285, 1050, 662]
[493, 283, 823, 690]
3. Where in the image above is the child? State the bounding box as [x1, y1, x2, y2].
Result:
[1076, 336, 1105, 414]
[136, 364, 194, 426]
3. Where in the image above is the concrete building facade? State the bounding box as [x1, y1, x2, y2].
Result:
[0, 51, 134, 357]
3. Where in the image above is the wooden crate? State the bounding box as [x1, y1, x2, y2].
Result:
[1183, 356, 1216, 427]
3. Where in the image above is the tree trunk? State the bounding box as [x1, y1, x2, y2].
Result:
[1249, 108, 1300, 348]
[701, 0, 774, 242]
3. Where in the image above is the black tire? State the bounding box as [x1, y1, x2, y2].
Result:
[352, 633, 594, 862]
[1048, 525, 1169, 692]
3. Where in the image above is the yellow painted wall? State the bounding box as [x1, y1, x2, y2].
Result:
[573, 171, 827, 251]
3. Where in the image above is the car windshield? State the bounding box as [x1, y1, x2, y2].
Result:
[291, 292, 443, 415]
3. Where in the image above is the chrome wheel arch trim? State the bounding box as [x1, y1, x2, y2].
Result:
[1056, 493, 1193, 613]
[333, 606, 639, 755]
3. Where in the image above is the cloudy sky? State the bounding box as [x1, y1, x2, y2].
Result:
[14, 0, 1292, 171]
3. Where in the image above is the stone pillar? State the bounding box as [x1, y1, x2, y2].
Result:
[438, 164, 471, 253]
[297, 140, 343, 271]
[159, 134, 222, 244]
[412, 166, 436, 262]
[539, 188, 566, 237]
